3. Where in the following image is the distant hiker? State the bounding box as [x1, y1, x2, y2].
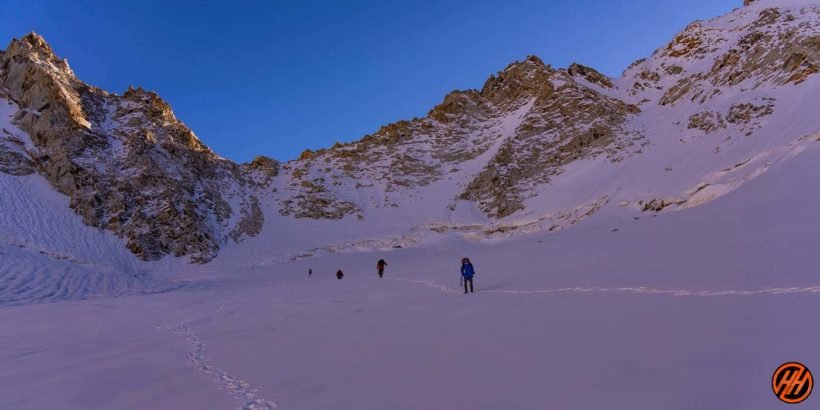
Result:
[461, 257, 475, 294]
[376, 259, 387, 278]
[308, 268, 312, 277]
[336, 269, 344, 280]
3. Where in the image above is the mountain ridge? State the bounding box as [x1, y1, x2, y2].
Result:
[1, 0, 818, 263]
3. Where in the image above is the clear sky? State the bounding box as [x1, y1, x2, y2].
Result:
[2, 0, 739, 162]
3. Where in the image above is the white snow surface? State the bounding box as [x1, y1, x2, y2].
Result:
[2, 1, 820, 408]
[3, 140, 820, 409]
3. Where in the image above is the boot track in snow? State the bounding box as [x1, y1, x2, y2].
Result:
[159, 302, 279, 410]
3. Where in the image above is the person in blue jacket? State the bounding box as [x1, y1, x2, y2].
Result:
[461, 257, 476, 294]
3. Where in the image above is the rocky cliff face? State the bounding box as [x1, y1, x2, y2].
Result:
[0, 33, 272, 262]
[458, 60, 643, 217]
[280, 56, 645, 219]
[642, 6, 818, 107]
[280, 1, 817, 223]
[1, 0, 817, 262]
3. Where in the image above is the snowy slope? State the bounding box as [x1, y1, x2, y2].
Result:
[0, 99, 182, 305]
[0, 0, 818, 303]
[3, 140, 819, 409]
[0, 173, 180, 305]
[1, 1, 819, 409]
[214, 0, 819, 266]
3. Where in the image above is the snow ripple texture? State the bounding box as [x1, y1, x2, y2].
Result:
[0, 174, 174, 306]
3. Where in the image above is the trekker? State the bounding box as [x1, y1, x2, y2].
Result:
[376, 259, 387, 278]
[336, 269, 344, 280]
[461, 258, 475, 294]
[309, 268, 312, 277]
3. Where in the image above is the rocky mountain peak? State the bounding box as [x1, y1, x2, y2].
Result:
[428, 89, 488, 123]
[619, 0, 819, 107]
[9, 32, 55, 58]
[480, 55, 555, 109]
[567, 63, 614, 88]
[280, 0, 818, 225]
[0, 33, 268, 262]
[2, 33, 91, 140]
[2, 0, 817, 263]
[122, 86, 175, 120]
[5, 32, 73, 77]
[245, 155, 280, 178]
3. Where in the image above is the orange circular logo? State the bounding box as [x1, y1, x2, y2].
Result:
[773, 362, 813, 404]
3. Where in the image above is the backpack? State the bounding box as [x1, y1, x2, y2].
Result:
[462, 263, 475, 278]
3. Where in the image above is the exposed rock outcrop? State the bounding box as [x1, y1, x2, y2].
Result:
[654, 4, 819, 106]
[280, 56, 643, 219]
[460, 67, 642, 217]
[688, 111, 726, 133]
[1, 0, 816, 261]
[0, 33, 264, 262]
[567, 63, 613, 88]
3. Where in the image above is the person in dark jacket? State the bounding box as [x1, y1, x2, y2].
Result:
[460, 258, 475, 294]
[309, 268, 312, 277]
[336, 269, 344, 280]
[376, 259, 387, 278]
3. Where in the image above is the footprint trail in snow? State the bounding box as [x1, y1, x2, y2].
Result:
[160, 303, 279, 410]
[383, 277, 820, 298]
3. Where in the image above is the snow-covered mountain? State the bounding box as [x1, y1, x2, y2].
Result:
[3, 2, 820, 409]
[1, 0, 818, 273]
[279, 0, 818, 232]
[0, 34, 276, 263]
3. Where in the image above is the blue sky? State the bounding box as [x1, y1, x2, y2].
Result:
[1, 0, 739, 162]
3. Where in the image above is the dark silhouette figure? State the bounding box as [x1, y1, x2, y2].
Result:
[309, 268, 312, 277]
[377, 259, 387, 278]
[461, 258, 475, 294]
[336, 269, 344, 280]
